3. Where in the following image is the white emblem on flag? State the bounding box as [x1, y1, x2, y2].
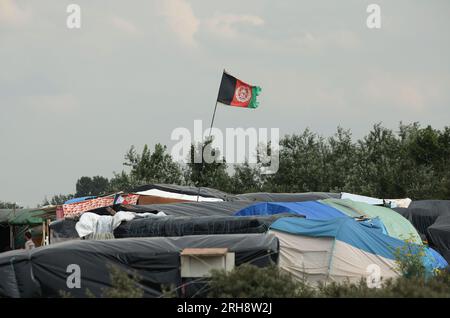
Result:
[235, 86, 252, 103]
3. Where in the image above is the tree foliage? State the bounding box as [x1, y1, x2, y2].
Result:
[123, 143, 183, 185]
[75, 176, 110, 197]
[37, 122, 450, 204]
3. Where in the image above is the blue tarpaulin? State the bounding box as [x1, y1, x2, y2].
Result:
[234, 201, 346, 220]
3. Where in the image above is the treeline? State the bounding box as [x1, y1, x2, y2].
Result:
[43, 122, 450, 205]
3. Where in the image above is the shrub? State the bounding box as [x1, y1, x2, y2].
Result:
[207, 264, 315, 298]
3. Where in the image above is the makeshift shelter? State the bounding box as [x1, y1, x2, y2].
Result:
[394, 201, 450, 263]
[132, 184, 239, 202]
[320, 199, 422, 244]
[49, 214, 300, 241]
[409, 200, 450, 215]
[236, 192, 340, 202]
[269, 217, 447, 285]
[234, 201, 347, 220]
[120, 200, 255, 217]
[394, 207, 440, 242]
[0, 207, 56, 251]
[427, 215, 450, 263]
[0, 233, 278, 298]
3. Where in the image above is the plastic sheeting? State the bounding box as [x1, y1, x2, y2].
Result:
[120, 201, 255, 217]
[132, 184, 239, 201]
[428, 215, 450, 263]
[341, 192, 384, 205]
[394, 207, 440, 241]
[114, 214, 299, 238]
[409, 200, 450, 215]
[49, 218, 79, 243]
[50, 214, 298, 240]
[321, 199, 422, 244]
[395, 201, 450, 263]
[234, 201, 346, 220]
[0, 233, 278, 298]
[235, 192, 340, 202]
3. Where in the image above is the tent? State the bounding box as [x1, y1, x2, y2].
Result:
[236, 192, 340, 202]
[0, 233, 278, 298]
[320, 199, 422, 244]
[269, 217, 447, 285]
[0, 207, 56, 251]
[234, 201, 347, 220]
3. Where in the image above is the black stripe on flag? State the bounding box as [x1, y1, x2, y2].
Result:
[217, 72, 237, 105]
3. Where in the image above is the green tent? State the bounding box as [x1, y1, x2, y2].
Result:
[7, 209, 51, 225]
[0, 208, 55, 250]
[320, 198, 422, 244]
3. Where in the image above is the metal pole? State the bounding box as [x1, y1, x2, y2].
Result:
[208, 101, 219, 138]
[208, 69, 225, 138]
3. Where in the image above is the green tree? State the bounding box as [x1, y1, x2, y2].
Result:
[184, 138, 232, 192]
[124, 143, 183, 185]
[42, 194, 75, 206]
[75, 176, 110, 197]
[231, 161, 262, 193]
[0, 201, 21, 209]
[265, 129, 330, 193]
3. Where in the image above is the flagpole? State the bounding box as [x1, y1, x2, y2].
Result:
[208, 101, 218, 139]
[208, 69, 225, 139]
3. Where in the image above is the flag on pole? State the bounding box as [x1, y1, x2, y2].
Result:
[217, 71, 261, 109]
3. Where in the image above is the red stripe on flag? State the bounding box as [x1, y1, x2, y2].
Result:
[230, 79, 253, 107]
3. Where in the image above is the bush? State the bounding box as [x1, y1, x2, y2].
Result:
[207, 264, 315, 298]
[206, 264, 450, 298]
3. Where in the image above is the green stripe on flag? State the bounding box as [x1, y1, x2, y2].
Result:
[249, 86, 261, 109]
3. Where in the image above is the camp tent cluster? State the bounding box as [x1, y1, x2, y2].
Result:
[0, 184, 449, 298]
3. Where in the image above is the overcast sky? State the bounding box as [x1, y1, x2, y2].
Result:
[1, 0, 449, 206]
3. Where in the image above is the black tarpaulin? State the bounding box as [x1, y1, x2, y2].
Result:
[409, 200, 450, 215]
[114, 214, 300, 238]
[236, 192, 340, 202]
[120, 201, 256, 217]
[394, 207, 441, 241]
[428, 215, 450, 263]
[396, 200, 450, 263]
[0, 233, 278, 298]
[49, 218, 80, 243]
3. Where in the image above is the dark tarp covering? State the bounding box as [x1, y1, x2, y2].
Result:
[394, 207, 441, 241]
[235, 192, 340, 202]
[131, 184, 240, 201]
[49, 218, 80, 243]
[409, 200, 450, 215]
[0, 233, 278, 298]
[428, 215, 450, 263]
[50, 214, 299, 240]
[120, 201, 256, 217]
[115, 214, 300, 238]
[395, 200, 450, 263]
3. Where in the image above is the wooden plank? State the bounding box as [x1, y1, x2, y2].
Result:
[181, 248, 228, 256]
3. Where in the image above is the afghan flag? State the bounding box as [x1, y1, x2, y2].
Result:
[217, 71, 261, 109]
